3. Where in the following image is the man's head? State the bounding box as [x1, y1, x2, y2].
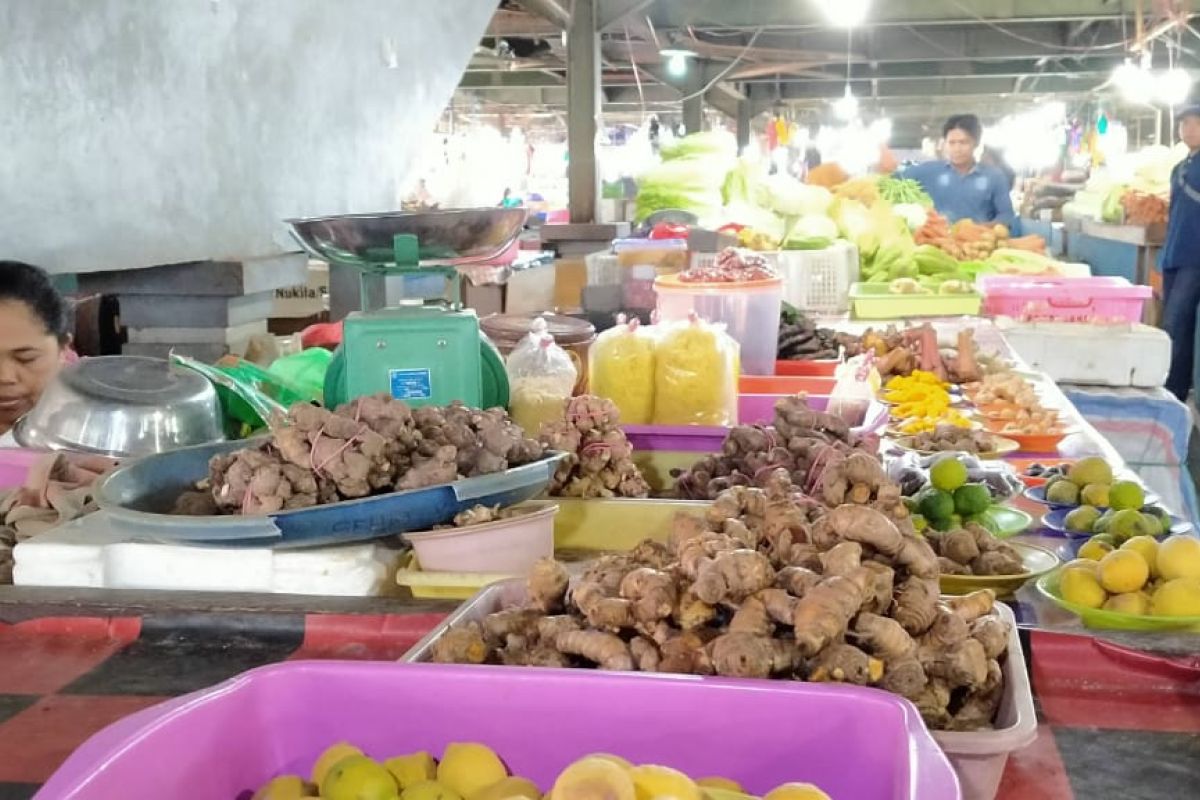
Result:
[1178, 106, 1200, 150]
[943, 114, 982, 169]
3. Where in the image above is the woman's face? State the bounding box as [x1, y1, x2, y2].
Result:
[0, 300, 63, 430]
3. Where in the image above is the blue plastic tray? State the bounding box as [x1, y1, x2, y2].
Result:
[1040, 507, 1191, 539]
[1026, 484, 1159, 510]
[98, 439, 563, 549]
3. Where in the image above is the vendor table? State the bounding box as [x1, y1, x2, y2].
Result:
[0, 596, 1197, 800]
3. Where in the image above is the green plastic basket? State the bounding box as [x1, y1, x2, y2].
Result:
[849, 282, 983, 319]
[1036, 569, 1200, 632]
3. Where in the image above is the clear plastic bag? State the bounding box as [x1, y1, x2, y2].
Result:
[589, 315, 657, 424]
[653, 314, 739, 426]
[828, 354, 880, 426]
[506, 318, 579, 437]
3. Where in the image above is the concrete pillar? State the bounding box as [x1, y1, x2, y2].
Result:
[736, 100, 751, 152]
[567, 0, 600, 224]
[683, 71, 704, 134]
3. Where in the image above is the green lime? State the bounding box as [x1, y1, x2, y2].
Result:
[953, 483, 991, 516]
[919, 489, 955, 522]
[930, 458, 969, 492]
[1108, 480, 1145, 511]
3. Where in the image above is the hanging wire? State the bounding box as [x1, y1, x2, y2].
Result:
[623, 21, 648, 122]
[676, 27, 764, 101]
[946, 0, 1130, 52]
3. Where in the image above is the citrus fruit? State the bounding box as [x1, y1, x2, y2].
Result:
[322, 756, 400, 800]
[1158, 535, 1200, 580]
[385, 753, 438, 791]
[1060, 566, 1107, 608]
[1098, 550, 1150, 594]
[1102, 591, 1151, 615]
[1068, 457, 1113, 488]
[697, 779, 745, 793]
[1120, 536, 1159, 577]
[403, 781, 463, 800]
[1151, 577, 1200, 616]
[763, 784, 832, 800]
[313, 743, 365, 787]
[1045, 479, 1080, 504]
[953, 483, 991, 516]
[630, 765, 701, 800]
[438, 744, 508, 799]
[252, 775, 313, 800]
[551, 757, 636, 800]
[930, 457, 968, 492]
[1108, 480, 1145, 511]
[1064, 558, 1101, 574]
[918, 489, 955, 523]
[1077, 538, 1113, 561]
[470, 777, 541, 800]
[1064, 505, 1100, 534]
[1080, 484, 1110, 508]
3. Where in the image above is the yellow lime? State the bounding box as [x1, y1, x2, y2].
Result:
[385, 753, 438, 791]
[697, 779, 745, 794]
[630, 765, 701, 800]
[403, 781, 463, 800]
[1108, 480, 1145, 511]
[438, 744, 508, 799]
[1098, 550, 1150, 594]
[1120, 536, 1159, 577]
[551, 757, 636, 800]
[252, 775, 313, 800]
[1151, 578, 1200, 616]
[312, 743, 365, 787]
[1158, 535, 1200, 580]
[1077, 538, 1113, 561]
[763, 784, 832, 800]
[1102, 591, 1151, 615]
[930, 457, 968, 492]
[470, 777, 542, 800]
[1060, 566, 1107, 608]
[322, 755, 400, 800]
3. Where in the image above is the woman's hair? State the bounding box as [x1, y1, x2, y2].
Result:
[943, 114, 983, 143]
[0, 260, 71, 343]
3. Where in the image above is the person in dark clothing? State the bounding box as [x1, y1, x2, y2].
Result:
[1159, 105, 1200, 402]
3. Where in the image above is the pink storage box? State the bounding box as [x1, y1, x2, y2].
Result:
[37, 661, 959, 800]
[0, 448, 41, 490]
[978, 276, 1151, 322]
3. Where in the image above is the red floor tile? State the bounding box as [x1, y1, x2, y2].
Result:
[290, 613, 446, 661]
[0, 695, 167, 782]
[996, 725, 1075, 800]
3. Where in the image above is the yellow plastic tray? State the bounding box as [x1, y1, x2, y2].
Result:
[397, 497, 711, 599]
[631, 451, 699, 496]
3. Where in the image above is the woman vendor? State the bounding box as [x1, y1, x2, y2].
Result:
[0, 261, 72, 446]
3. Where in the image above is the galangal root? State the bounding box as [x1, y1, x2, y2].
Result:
[432, 471, 1012, 731]
[539, 395, 650, 499]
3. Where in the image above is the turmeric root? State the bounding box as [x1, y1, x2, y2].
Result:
[692, 549, 775, 605]
[619, 568, 678, 626]
[730, 589, 799, 636]
[970, 615, 1011, 660]
[775, 566, 822, 597]
[947, 589, 997, 623]
[527, 557, 570, 613]
[949, 659, 1004, 730]
[673, 587, 717, 630]
[859, 560, 896, 615]
[816, 505, 938, 579]
[791, 568, 871, 657]
[536, 615, 583, 642]
[893, 577, 940, 635]
[483, 608, 543, 644]
[853, 613, 917, 661]
[808, 643, 882, 685]
[659, 630, 716, 674]
[629, 636, 662, 672]
[817, 541, 863, 577]
[924, 637, 989, 689]
[431, 622, 488, 665]
[709, 632, 797, 679]
[878, 656, 928, 700]
[572, 581, 634, 632]
[556, 630, 633, 671]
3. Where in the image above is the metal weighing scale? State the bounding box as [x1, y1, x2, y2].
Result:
[286, 208, 527, 409]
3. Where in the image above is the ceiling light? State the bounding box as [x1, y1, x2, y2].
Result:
[1112, 60, 1152, 100]
[660, 48, 696, 79]
[833, 86, 858, 121]
[821, 0, 871, 28]
[1158, 68, 1192, 106]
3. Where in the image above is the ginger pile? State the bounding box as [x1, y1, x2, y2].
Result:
[848, 323, 982, 384]
[174, 395, 546, 516]
[539, 396, 650, 499]
[431, 469, 1011, 731]
[928, 523, 1026, 576]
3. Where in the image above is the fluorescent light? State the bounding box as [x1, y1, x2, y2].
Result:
[660, 48, 696, 79]
[833, 86, 858, 121]
[1113, 60, 1152, 100]
[1159, 68, 1192, 106]
[821, 0, 870, 28]
[869, 117, 892, 143]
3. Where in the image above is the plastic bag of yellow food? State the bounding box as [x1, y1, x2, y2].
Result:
[589, 315, 656, 424]
[506, 318, 578, 436]
[653, 314, 738, 425]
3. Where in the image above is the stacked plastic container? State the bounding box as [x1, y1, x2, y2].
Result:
[978, 275, 1152, 322]
[654, 274, 784, 376]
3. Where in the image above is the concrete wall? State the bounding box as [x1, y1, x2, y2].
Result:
[0, 0, 495, 274]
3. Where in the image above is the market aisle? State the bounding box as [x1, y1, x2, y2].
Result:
[2, 615, 1199, 799]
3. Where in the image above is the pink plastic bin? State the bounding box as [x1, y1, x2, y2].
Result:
[401, 502, 557, 573]
[978, 276, 1151, 322]
[37, 661, 960, 800]
[0, 448, 40, 490]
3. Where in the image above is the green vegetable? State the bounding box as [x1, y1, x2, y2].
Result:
[784, 236, 834, 251]
[660, 131, 737, 162]
[635, 158, 725, 222]
[878, 177, 934, 207]
[761, 174, 833, 217]
[915, 245, 959, 276]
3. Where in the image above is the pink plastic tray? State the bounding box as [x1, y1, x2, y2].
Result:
[0, 448, 41, 490]
[37, 661, 959, 800]
[978, 276, 1151, 322]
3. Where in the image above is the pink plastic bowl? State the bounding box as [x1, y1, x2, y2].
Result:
[0, 448, 41, 490]
[401, 501, 557, 573]
[36, 661, 960, 800]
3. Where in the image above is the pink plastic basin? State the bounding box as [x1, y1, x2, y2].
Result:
[0, 448, 40, 490]
[401, 502, 557, 574]
[978, 275, 1151, 322]
[37, 661, 960, 800]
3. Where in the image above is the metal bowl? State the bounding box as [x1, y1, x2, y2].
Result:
[285, 208, 527, 266]
[14, 356, 225, 458]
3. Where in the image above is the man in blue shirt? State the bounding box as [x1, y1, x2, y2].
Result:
[1158, 105, 1200, 401]
[904, 115, 1017, 230]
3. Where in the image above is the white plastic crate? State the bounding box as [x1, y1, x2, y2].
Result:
[776, 242, 859, 313]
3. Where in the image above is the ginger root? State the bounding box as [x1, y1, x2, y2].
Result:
[556, 630, 634, 671]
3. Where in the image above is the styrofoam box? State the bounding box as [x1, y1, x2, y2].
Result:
[13, 512, 405, 596]
[997, 320, 1170, 388]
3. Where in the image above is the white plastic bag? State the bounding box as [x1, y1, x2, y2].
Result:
[828, 354, 879, 426]
[506, 318, 579, 436]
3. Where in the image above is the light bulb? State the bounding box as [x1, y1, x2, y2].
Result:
[666, 52, 687, 78]
[1113, 60, 1152, 100]
[833, 86, 858, 121]
[822, 0, 870, 28]
[1158, 68, 1192, 106]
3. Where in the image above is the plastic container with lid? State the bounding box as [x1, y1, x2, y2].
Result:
[480, 314, 596, 393]
[654, 274, 783, 376]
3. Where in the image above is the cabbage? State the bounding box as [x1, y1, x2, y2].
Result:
[720, 202, 785, 240]
[893, 203, 929, 231]
[760, 174, 833, 217]
[635, 158, 725, 222]
[659, 131, 737, 163]
[1101, 186, 1126, 224]
[789, 214, 839, 242]
[722, 157, 764, 206]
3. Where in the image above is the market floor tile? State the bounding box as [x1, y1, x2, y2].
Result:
[1056, 727, 1200, 800]
[995, 724, 1075, 800]
[0, 695, 168, 783]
